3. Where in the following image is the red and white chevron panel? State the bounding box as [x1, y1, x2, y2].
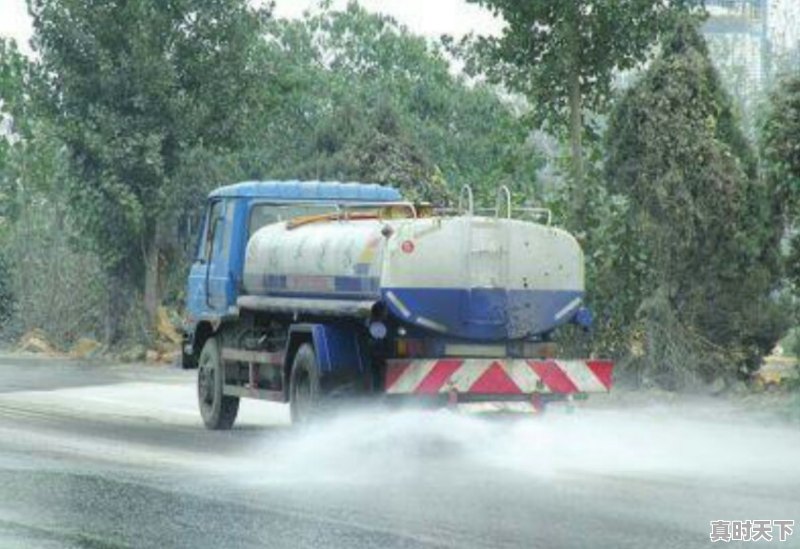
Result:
[385, 359, 613, 395]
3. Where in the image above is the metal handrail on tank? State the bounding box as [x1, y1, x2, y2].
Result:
[434, 185, 553, 225]
[457, 185, 474, 216]
[496, 185, 512, 219]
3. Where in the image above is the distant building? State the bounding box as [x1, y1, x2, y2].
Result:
[703, 0, 800, 131]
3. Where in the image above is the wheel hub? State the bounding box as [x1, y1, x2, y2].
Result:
[293, 375, 311, 422]
[199, 363, 215, 406]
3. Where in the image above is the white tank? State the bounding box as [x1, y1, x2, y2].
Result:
[242, 215, 584, 340]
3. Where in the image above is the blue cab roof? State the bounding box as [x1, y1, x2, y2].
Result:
[208, 180, 402, 202]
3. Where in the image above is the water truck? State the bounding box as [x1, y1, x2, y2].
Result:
[182, 181, 613, 428]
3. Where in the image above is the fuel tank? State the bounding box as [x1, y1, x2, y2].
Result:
[242, 215, 584, 341]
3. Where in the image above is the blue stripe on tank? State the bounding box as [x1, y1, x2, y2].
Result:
[243, 273, 381, 299]
[381, 287, 583, 341]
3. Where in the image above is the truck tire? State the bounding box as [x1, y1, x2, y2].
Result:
[197, 337, 239, 430]
[289, 343, 322, 424]
[181, 347, 198, 370]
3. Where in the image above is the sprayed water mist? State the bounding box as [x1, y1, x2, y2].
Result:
[234, 402, 800, 488]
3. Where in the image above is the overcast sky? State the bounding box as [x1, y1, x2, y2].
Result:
[0, 0, 33, 52]
[0, 0, 502, 55]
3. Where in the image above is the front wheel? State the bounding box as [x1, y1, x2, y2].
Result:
[198, 337, 239, 430]
[289, 343, 323, 424]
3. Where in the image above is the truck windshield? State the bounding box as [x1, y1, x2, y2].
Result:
[248, 203, 337, 238]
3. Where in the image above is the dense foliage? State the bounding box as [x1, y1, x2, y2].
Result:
[603, 20, 791, 386]
[246, 4, 541, 204]
[762, 74, 800, 290]
[461, 0, 700, 215]
[28, 0, 270, 337]
[0, 39, 110, 343]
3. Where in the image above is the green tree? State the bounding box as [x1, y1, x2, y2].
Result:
[245, 3, 540, 204]
[0, 39, 29, 327]
[462, 0, 700, 217]
[1, 39, 111, 344]
[604, 20, 788, 386]
[762, 74, 800, 287]
[1, 39, 63, 218]
[28, 0, 269, 339]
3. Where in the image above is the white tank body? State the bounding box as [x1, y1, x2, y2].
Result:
[242, 216, 584, 340]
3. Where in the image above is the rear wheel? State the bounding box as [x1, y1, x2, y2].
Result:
[290, 343, 322, 424]
[198, 337, 239, 430]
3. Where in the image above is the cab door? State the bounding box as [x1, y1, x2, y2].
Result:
[187, 199, 229, 318]
[207, 199, 236, 312]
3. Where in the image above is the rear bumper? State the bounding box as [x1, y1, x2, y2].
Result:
[384, 358, 613, 397]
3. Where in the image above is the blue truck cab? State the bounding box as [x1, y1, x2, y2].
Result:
[182, 180, 402, 369]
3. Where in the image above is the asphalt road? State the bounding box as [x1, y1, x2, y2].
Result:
[0, 353, 798, 549]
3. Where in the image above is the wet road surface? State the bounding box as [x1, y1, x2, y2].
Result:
[0, 353, 798, 548]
